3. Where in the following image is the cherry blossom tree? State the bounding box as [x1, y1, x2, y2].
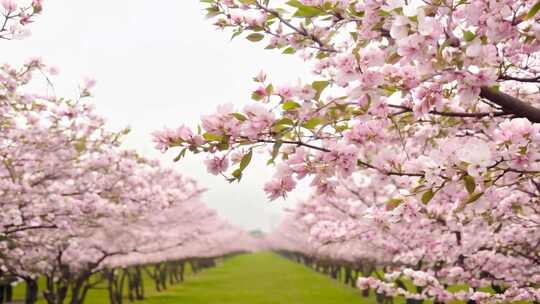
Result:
[0, 58, 254, 304]
[0, 3, 255, 303]
[266, 172, 540, 303]
[158, 0, 540, 302]
[0, 0, 42, 40]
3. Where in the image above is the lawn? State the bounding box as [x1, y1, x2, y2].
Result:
[13, 252, 372, 304]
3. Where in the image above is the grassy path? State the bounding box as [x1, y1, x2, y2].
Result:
[141, 252, 368, 304]
[13, 252, 371, 303]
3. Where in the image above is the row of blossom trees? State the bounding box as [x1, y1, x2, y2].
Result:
[158, 0, 540, 302]
[266, 174, 540, 303]
[0, 2, 257, 304]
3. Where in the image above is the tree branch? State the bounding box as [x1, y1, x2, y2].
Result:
[255, 139, 424, 177]
[256, 139, 331, 152]
[254, 1, 336, 53]
[388, 104, 507, 118]
[499, 75, 540, 83]
[480, 87, 540, 123]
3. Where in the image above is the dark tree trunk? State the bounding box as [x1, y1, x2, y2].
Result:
[179, 261, 185, 283]
[168, 262, 177, 285]
[43, 275, 69, 304]
[362, 288, 370, 298]
[126, 269, 135, 302]
[70, 275, 90, 304]
[24, 278, 38, 304]
[144, 265, 162, 293]
[6, 285, 12, 303]
[135, 266, 144, 300]
[344, 267, 353, 287]
[107, 269, 127, 304]
[189, 260, 198, 274]
[107, 271, 115, 304]
[159, 264, 167, 291]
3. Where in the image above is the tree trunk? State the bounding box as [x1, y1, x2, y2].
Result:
[159, 264, 167, 291]
[135, 266, 144, 300]
[344, 267, 352, 286]
[168, 263, 176, 285]
[189, 260, 198, 274]
[362, 288, 370, 297]
[24, 278, 38, 304]
[43, 275, 68, 304]
[70, 277, 85, 304]
[0, 284, 4, 304]
[126, 270, 135, 302]
[179, 261, 185, 283]
[106, 269, 127, 304]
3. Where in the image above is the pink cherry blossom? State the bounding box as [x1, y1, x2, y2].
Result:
[1, 0, 17, 13]
[204, 156, 229, 175]
[160, 1, 540, 301]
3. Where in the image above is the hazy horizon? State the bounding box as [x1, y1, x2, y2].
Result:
[4, 1, 314, 231]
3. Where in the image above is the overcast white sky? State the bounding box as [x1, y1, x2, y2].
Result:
[4, 1, 313, 231]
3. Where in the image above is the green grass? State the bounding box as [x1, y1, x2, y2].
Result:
[13, 252, 372, 304]
[138, 252, 370, 304]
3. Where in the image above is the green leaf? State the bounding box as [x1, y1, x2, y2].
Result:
[273, 117, 294, 127]
[421, 189, 434, 204]
[75, 139, 87, 153]
[218, 136, 230, 150]
[463, 175, 476, 194]
[246, 33, 264, 42]
[316, 51, 329, 59]
[238, 0, 256, 4]
[232, 113, 247, 121]
[239, 150, 253, 171]
[272, 118, 294, 133]
[251, 91, 263, 101]
[387, 52, 401, 64]
[489, 84, 500, 92]
[282, 47, 296, 54]
[528, 0, 540, 19]
[272, 125, 289, 133]
[286, 0, 304, 8]
[203, 132, 223, 142]
[293, 6, 323, 18]
[463, 30, 476, 42]
[232, 150, 253, 181]
[312, 80, 329, 100]
[386, 198, 403, 210]
[464, 192, 484, 204]
[287, 0, 323, 18]
[268, 140, 283, 164]
[265, 84, 274, 95]
[231, 30, 242, 40]
[232, 168, 243, 180]
[335, 124, 349, 132]
[173, 148, 188, 162]
[282, 100, 301, 110]
[352, 10, 365, 18]
[303, 117, 324, 129]
[205, 7, 220, 18]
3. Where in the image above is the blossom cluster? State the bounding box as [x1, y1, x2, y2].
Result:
[160, 0, 540, 302]
[0, 6, 257, 303]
